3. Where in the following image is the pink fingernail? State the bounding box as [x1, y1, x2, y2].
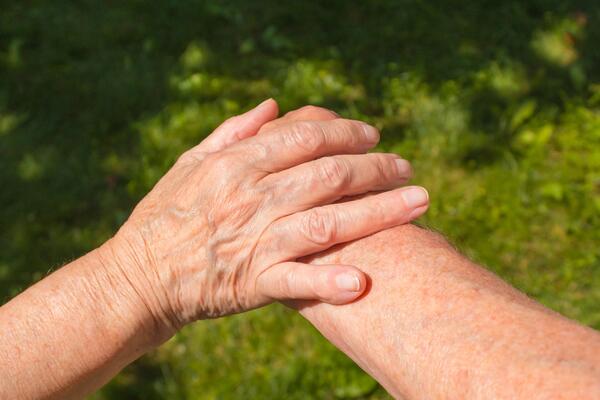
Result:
[394, 158, 412, 176]
[362, 124, 380, 143]
[401, 187, 429, 208]
[335, 273, 361, 292]
[256, 98, 274, 108]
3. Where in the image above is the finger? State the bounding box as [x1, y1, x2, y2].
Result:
[262, 153, 412, 213]
[258, 105, 339, 134]
[284, 105, 340, 120]
[266, 186, 429, 259]
[256, 262, 366, 305]
[197, 98, 279, 153]
[233, 118, 380, 172]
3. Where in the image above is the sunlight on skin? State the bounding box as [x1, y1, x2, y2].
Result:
[0, 101, 429, 399]
[2, 3, 600, 397]
[296, 225, 600, 399]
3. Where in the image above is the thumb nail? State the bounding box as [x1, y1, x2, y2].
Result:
[335, 273, 361, 292]
[401, 186, 429, 209]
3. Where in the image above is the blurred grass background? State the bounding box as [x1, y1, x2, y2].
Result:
[1, 1, 599, 398]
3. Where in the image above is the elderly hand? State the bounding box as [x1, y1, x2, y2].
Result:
[107, 99, 429, 335]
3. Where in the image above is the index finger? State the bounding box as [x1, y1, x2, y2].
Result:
[229, 118, 380, 173]
[257, 105, 339, 134]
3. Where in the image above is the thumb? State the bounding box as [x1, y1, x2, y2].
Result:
[198, 98, 279, 153]
[256, 262, 367, 305]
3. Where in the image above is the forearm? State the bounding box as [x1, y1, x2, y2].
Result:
[299, 225, 600, 399]
[0, 238, 164, 400]
[0, 103, 429, 399]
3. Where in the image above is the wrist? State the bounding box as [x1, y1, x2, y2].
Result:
[0, 237, 177, 399]
[94, 231, 180, 345]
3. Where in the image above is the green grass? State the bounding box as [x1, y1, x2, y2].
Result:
[1, 1, 599, 398]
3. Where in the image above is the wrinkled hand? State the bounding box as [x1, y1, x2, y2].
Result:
[107, 99, 429, 335]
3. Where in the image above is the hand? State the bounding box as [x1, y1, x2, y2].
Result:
[106, 99, 429, 336]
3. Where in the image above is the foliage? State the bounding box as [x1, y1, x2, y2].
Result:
[1, 1, 599, 398]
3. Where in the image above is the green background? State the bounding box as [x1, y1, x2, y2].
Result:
[1, 1, 599, 398]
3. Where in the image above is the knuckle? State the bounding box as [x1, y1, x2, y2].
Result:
[257, 119, 278, 133]
[332, 119, 362, 146]
[301, 208, 337, 245]
[212, 115, 239, 137]
[203, 152, 237, 178]
[203, 151, 226, 168]
[292, 105, 338, 120]
[371, 200, 388, 223]
[221, 114, 240, 128]
[378, 154, 398, 181]
[316, 157, 350, 189]
[244, 141, 270, 161]
[297, 105, 322, 113]
[365, 194, 391, 225]
[313, 275, 333, 300]
[177, 149, 203, 164]
[284, 121, 325, 153]
[280, 269, 296, 296]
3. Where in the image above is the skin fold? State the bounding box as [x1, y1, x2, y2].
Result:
[0, 101, 428, 399]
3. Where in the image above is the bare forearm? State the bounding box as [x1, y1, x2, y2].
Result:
[0, 103, 430, 399]
[299, 225, 600, 399]
[0, 239, 162, 399]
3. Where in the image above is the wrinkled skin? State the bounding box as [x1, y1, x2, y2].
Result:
[108, 100, 429, 332]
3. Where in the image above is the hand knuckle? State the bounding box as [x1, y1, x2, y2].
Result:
[316, 157, 349, 189]
[372, 201, 388, 222]
[333, 119, 362, 146]
[280, 270, 295, 295]
[204, 152, 225, 168]
[379, 155, 398, 180]
[177, 149, 203, 164]
[204, 152, 237, 178]
[245, 142, 270, 161]
[221, 114, 240, 128]
[284, 106, 339, 125]
[286, 105, 318, 117]
[302, 208, 337, 245]
[296, 105, 337, 119]
[284, 121, 325, 152]
[313, 275, 331, 299]
[299, 105, 321, 112]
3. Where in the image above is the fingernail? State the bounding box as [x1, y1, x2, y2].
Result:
[362, 124, 380, 143]
[256, 98, 274, 108]
[394, 158, 412, 176]
[244, 98, 272, 116]
[335, 273, 361, 292]
[401, 187, 429, 208]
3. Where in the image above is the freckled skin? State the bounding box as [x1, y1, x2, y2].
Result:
[3, 103, 597, 400]
[297, 224, 600, 399]
[115, 104, 423, 325]
[0, 102, 428, 399]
